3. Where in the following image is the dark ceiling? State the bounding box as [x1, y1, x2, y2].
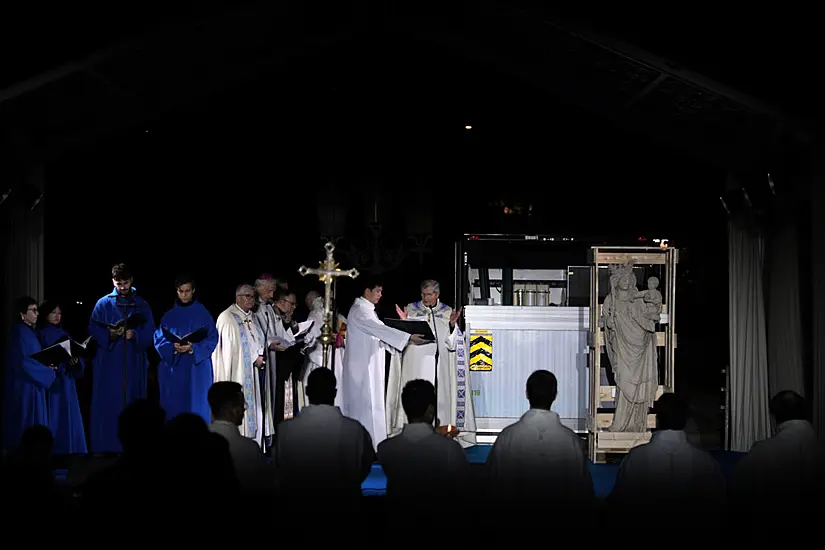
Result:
[0, 1, 816, 176]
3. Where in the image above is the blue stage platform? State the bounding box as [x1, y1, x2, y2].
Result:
[361, 445, 746, 498]
[53, 444, 745, 497]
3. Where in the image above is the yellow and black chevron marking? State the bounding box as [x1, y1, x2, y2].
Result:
[469, 330, 493, 372]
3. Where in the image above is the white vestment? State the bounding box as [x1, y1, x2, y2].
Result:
[275, 404, 374, 499]
[732, 419, 825, 532]
[212, 304, 274, 446]
[487, 409, 593, 502]
[388, 301, 477, 447]
[610, 429, 725, 506]
[377, 422, 470, 499]
[301, 303, 345, 409]
[340, 297, 410, 449]
[209, 420, 274, 495]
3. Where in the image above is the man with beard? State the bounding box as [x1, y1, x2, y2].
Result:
[87, 263, 155, 453]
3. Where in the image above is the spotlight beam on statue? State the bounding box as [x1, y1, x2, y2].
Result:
[298, 242, 359, 369]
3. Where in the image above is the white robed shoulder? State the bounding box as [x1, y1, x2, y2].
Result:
[388, 301, 477, 447]
[340, 297, 410, 449]
[212, 304, 274, 446]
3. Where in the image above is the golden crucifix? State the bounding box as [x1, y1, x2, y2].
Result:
[298, 242, 359, 369]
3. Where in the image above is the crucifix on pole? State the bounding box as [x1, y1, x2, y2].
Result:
[298, 242, 359, 369]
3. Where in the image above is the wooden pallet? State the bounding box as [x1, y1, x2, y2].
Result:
[592, 432, 652, 463]
[595, 413, 656, 430]
[599, 384, 664, 403]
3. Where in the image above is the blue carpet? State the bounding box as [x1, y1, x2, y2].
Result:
[54, 445, 747, 498]
[362, 445, 747, 498]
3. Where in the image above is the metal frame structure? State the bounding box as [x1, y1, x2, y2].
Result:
[587, 246, 678, 462]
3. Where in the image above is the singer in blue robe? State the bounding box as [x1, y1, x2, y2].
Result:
[38, 300, 88, 454]
[2, 297, 56, 452]
[153, 276, 218, 424]
[88, 265, 155, 453]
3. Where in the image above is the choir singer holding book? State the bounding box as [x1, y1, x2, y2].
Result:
[153, 274, 218, 424]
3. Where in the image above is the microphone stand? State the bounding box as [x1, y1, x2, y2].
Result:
[260, 302, 271, 453]
[115, 297, 139, 409]
[330, 278, 338, 374]
[429, 305, 439, 428]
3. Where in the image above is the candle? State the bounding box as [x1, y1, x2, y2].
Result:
[447, 424, 452, 433]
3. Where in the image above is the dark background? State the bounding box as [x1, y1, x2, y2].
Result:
[3, 1, 813, 445]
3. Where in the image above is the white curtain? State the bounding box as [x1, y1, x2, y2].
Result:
[812, 163, 825, 441]
[728, 218, 771, 451]
[765, 217, 806, 398]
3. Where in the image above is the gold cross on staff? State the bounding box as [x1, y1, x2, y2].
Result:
[298, 242, 359, 369]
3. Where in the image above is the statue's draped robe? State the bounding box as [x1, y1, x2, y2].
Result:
[212, 304, 274, 446]
[88, 288, 155, 453]
[302, 304, 345, 409]
[2, 322, 55, 451]
[341, 297, 410, 449]
[602, 290, 658, 432]
[388, 301, 477, 447]
[153, 299, 219, 424]
[40, 324, 87, 454]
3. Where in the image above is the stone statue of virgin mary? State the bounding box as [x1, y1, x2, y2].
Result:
[601, 263, 658, 432]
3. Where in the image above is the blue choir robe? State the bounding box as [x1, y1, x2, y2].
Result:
[88, 288, 155, 453]
[2, 322, 56, 452]
[153, 299, 218, 424]
[39, 324, 88, 454]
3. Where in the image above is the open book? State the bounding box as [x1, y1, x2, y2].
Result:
[383, 318, 435, 342]
[271, 320, 314, 349]
[31, 336, 92, 365]
[93, 313, 147, 331]
[161, 326, 209, 344]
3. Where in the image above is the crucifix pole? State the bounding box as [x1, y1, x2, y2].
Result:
[299, 242, 359, 369]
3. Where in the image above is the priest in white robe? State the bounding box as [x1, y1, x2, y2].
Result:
[301, 291, 345, 409]
[487, 370, 594, 507]
[731, 390, 825, 537]
[608, 392, 725, 531]
[212, 284, 274, 448]
[341, 277, 426, 449]
[388, 279, 477, 447]
[252, 275, 280, 444]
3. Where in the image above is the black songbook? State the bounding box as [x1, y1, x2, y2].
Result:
[383, 318, 436, 342]
[30, 336, 92, 365]
[292, 320, 314, 342]
[162, 326, 209, 344]
[93, 314, 147, 331]
[67, 335, 94, 358]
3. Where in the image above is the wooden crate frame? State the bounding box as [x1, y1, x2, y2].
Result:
[587, 246, 678, 463]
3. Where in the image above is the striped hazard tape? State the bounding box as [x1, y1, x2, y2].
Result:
[469, 329, 493, 371]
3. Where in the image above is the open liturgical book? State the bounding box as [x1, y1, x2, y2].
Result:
[271, 320, 314, 348]
[31, 336, 92, 365]
[382, 318, 436, 342]
[93, 313, 147, 331]
[161, 326, 209, 345]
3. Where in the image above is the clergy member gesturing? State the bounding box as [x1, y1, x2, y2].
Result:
[212, 284, 274, 448]
[341, 276, 427, 449]
[88, 263, 155, 453]
[389, 279, 462, 434]
[153, 274, 219, 424]
[1, 297, 56, 452]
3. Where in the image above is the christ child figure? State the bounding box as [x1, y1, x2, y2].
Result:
[634, 276, 663, 322]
